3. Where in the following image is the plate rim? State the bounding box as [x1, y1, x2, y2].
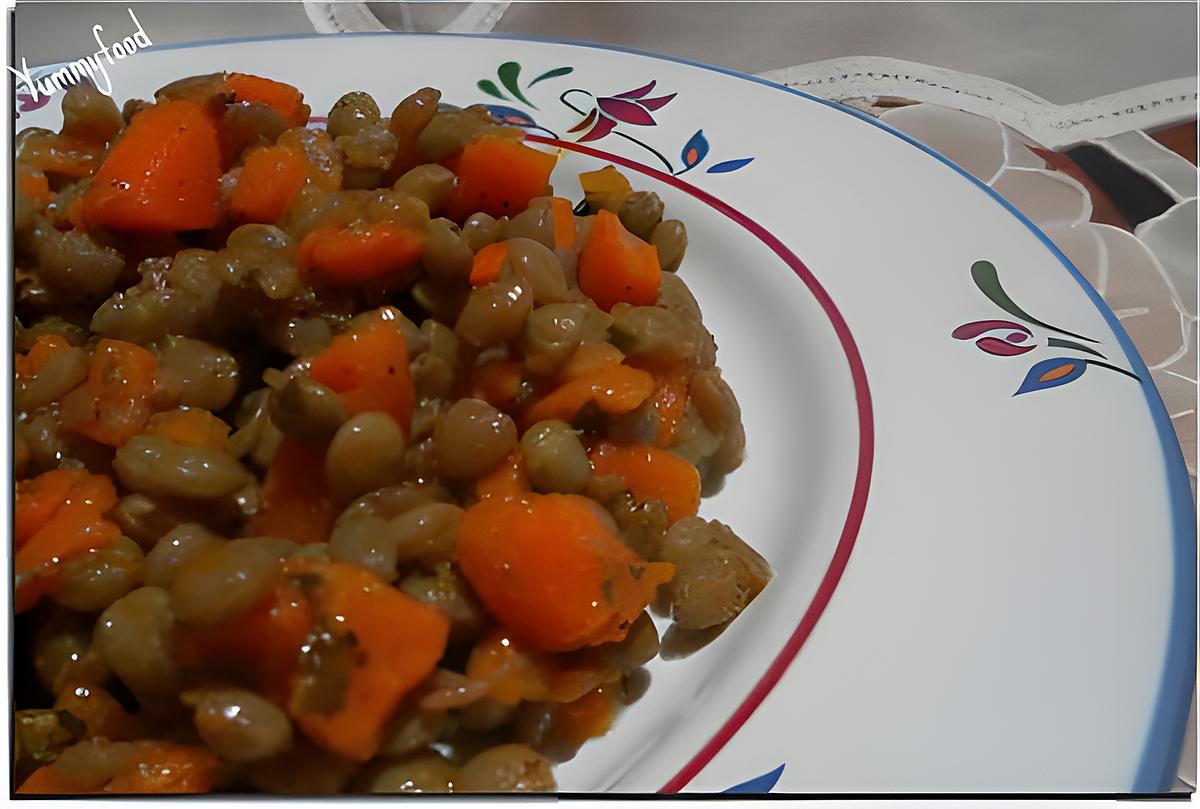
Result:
[47, 28, 1196, 793]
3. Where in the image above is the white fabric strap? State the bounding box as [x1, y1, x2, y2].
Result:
[303, 1, 509, 35]
[759, 56, 1197, 150]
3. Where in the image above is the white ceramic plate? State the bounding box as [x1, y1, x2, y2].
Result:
[17, 33, 1194, 795]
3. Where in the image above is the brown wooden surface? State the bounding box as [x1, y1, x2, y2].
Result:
[1150, 121, 1198, 165]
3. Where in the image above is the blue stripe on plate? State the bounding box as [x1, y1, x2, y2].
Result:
[132, 31, 1196, 792]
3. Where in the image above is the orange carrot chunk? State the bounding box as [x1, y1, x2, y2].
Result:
[468, 241, 509, 287]
[230, 145, 308, 224]
[579, 165, 633, 213]
[283, 558, 451, 761]
[559, 342, 626, 380]
[445, 136, 558, 221]
[18, 764, 100, 794]
[550, 197, 577, 249]
[466, 627, 619, 706]
[104, 743, 221, 794]
[588, 441, 701, 524]
[297, 224, 424, 286]
[54, 686, 142, 741]
[250, 440, 336, 545]
[474, 450, 530, 500]
[17, 163, 53, 208]
[554, 686, 619, 748]
[15, 469, 88, 548]
[471, 360, 524, 406]
[16, 334, 71, 377]
[175, 577, 314, 704]
[456, 493, 674, 652]
[647, 366, 691, 447]
[226, 72, 311, 127]
[309, 314, 414, 430]
[522, 363, 654, 428]
[142, 408, 231, 451]
[577, 209, 662, 312]
[18, 740, 220, 794]
[15, 483, 121, 613]
[81, 101, 221, 232]
[63, 339, 158, 447]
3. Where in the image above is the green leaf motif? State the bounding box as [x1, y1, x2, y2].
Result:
[498, 61, 537, 109]
[971, 260, 1097, 343]
[477, 79, 507, 101]
[529, 66, 574, 87]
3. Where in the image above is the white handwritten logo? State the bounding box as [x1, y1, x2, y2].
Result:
[8, 8, 152, 104]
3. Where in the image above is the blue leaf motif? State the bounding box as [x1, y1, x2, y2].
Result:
[677, 129, 710, 175]
[706, 157, 755, 174]
[724, 764, 785, 793]
[1014, 357, 1087, 396]
[483, 105, 538, 128]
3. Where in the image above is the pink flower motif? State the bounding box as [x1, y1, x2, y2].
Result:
[952, 319, 1036, 356]
[15, 92, 50, 119]
[566, 80, 677, 143]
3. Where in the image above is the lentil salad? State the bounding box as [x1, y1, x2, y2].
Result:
[12, 72, 773, 794]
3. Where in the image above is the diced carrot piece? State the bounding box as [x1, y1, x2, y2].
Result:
[55, 685, 142, 741]
[16, 334, 71, 377]
[283, 558, 451, 761]
[469, 241, 509, 287]
[230, 145, 308, 224]
[63, 473, 119, 514]
[16, 496, 120, 612]
[277, 127, 342, 192]
[550, 197, 577, 249]
[67, 197, 86, 229]
[588, 441, 700, 524]
[474, 451, 530, 500]
[104, 743, 221, 794]
[456, 493, 674, 651]
[64, 339, 158, 447]
[647, 366, 691, 447]
[175, 578, 314, 704]
[297, 224, 424, 286]
[17, 163, 52, 208]
[560, 342, 625, 381]
[143, 408, 230, 451]
[445, 136, 558, 221]
[15, 469, 89, 548]
[18, 741, 221, 794]
[14, 468, 113, 552]
[471, 360, 524, 406]
[226, 72, 310, 128]
[250, 440, 336, 546]
[522, 363, 654, 428]
[577, 209, 661, 312]
[82, 101, 221, 232]
[17, 765, 98, 794]
[465, 627, 619, 705]
[554, 686, 618, 747]
[309, 315, 414, 430]
[579, 166, 632, 213]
